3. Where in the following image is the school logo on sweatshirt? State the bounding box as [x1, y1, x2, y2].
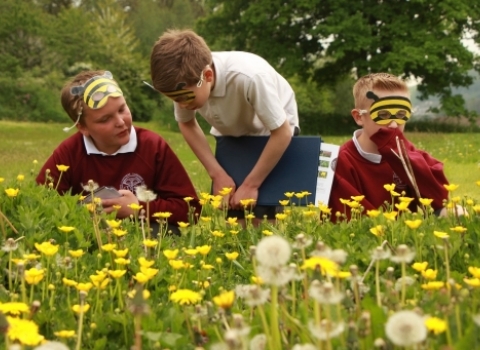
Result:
[393, 172, 407, 190]
[120, 173, 144, 193]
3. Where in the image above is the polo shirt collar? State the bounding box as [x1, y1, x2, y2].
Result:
[352, 129, 382, 164]
[83, 126, 137, 156]
[210, 55, 226, 97]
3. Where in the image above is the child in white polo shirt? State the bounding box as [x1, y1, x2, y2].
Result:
[150, 29, 299, 220]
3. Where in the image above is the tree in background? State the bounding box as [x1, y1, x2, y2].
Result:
[197, 0, 480, 120]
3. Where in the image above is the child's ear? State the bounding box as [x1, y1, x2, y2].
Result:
[76, 123, 89, 137]
[204, 66, 214, 82]
[351, 109, 364, 126]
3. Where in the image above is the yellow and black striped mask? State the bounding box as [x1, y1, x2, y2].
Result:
[162, 82, 196, 104]
[71, 71, 123, 109]
[368, 94, 412, 125]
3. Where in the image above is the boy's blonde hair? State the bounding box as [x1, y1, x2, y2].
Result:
[353, 73, 409, 109]
[61, 70, 108, 124]
[150, 29, 212, 92]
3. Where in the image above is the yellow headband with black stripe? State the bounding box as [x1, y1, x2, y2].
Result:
[70, 71, 123, 109]
[367, 91, 412, 125]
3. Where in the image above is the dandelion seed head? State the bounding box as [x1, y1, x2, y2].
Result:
[255, 235, 291, 267]
[249, 333, 267, 350]
[308, 319, 345, 340]
[308, 280, 344, 305]
[390, 244, 415, 264]
[385, 310, 427, 347]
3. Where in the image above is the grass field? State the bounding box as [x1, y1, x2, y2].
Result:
[1, 120, 479, 198]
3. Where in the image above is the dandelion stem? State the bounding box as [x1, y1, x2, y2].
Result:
[8, 251, 12, 292]
[455, 304, 462, 338]
[444, 239, 451, 298]
[375, 260, 382, 307]
[257, 305, 273, 350]
[401, 261, 406, 307]
[75, 301, 85, 350]
[270, 285, 282, 349]
[445, 315, 453, 348]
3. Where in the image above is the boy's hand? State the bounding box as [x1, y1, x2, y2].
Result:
[213, 173, 237, 197]
[102, 189, 139, 218]
[230, 184, 258, 210]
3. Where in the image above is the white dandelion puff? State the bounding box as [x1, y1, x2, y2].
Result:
[249, 334, 267, 350]
[390, 244, 415, 264]
[255, 235, 291, 267]
[135, 185, 157, 202]
[308, 319, 345, 340]
[308, 280, 344, 305]
[385, 310, 427, 347]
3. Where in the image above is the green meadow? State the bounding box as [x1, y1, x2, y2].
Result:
[1, 120, 479, 197]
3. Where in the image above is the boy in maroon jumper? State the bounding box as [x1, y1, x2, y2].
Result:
[36, 70, 200, 227]
[329, 73, 450, 221]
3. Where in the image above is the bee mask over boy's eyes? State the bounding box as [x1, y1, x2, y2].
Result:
[365, 90, 412, 125]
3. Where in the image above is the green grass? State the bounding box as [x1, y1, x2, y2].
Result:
[1, 121, 479, 198]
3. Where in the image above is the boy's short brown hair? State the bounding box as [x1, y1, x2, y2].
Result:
[150, 29, 212, 92]
[353, 73, 409, 109]
[61, 70, 107, 124]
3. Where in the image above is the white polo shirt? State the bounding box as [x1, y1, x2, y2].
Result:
[174, 51, 299, 136]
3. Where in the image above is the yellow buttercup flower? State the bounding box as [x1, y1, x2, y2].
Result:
[411, 262, 428, 272]
[469, 266, 480, 278]
[140, 267, 158, 279]
[444, 184, 459, 192]
[56, 164, 70, 172]
[184, 248, 198, 256]
[284, 192, 294, 198]
[138, 257, 155, 267]
[72, 304, 90, 314]
[133, 272, 150, 284]
[58, 226, 75, 233]
[351, 195, 364, 202]
[213, 290, 235, 309]
[383, 211, 398, 221]
[62, 278, 78, 287]
[162, 249, 179, 260]
[383, 183, 396, 192]
[114, 258, 130, 265]
[25, 268, 45, 285]
[170, 289, 202, 305]
[16, 174, 25, 181]
[419, 198, 433, 206]
[262, 230, 273, 236]
[34, 242, 59, 256]
[112, 228, 128, 237]
[425, 317, 447, 335]
[390, 190, 401, 197]
[366, 209, 380, 218]
[6, 316, 44, 346]
[275, 213, 288, 220]
[169, 259, 186, 270]
[183, 196, 194, 203]
[370, 225, 385, 237]
[395, 201, 410, 211]
[178, 222, 190, 228]
[5, 188, 20, 198]
[23, 253, 40, 260]
[421, 281, 445, 290]
[196, 245, 211, 256]
[405, 219, 422, 229]
[202, 264, 214, 270]
[464, 278, 480, 287]
[109, 270, 127, 279]
[113, 248, 129, 258]
[54, 330, 76, 338]
[0, 178, 4, 183]
[127, 289, 150, 300]
[219, 187, 233, 195]
[251, 276, 263, 285]
[230, 230, 239, 235]
[0, 302, 29, 315]
[105, 219, 122, 228]
[101, 243, 117, 252]
[211, 230, 225, 238]
[421, 269, 438, 280]
[153, 212, 172, 219]
[240, 199, 256, 207]
[200, 216, 212, 222]
[433, 231, 449, 239]
[225, 252, 239, 261]
[279, 200, 290, 206]
[75, 282, 93, 292]
[68, 249, 84, 258]
[450, 226, 467, 233]
[128, 203, 143, 211]
[143, 239, 158, 248]
[301, 256, 338, 276]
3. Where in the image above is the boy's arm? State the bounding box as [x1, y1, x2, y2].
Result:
[230, 120, 292, 209]
[178, 118, 236, 195]
[372, 128, 449, 210]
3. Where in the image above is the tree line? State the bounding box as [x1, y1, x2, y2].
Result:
[1, 0, 479, 134]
